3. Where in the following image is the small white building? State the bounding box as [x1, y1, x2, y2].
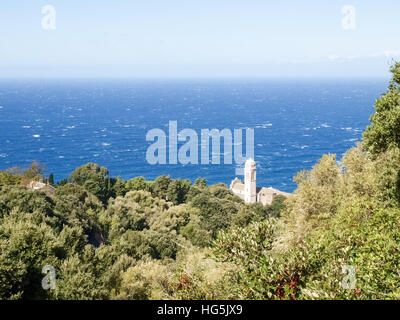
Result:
[230, 158, 290, 205]
[27, 180, 55, 195]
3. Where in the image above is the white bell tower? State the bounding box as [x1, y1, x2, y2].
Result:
[244, 158, 257, 203]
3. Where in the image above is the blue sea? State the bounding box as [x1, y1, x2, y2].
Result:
[0, 79, 388, 192]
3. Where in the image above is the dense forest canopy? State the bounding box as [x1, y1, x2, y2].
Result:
[1, 63, 400, 300]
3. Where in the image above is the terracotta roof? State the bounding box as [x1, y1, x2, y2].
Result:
[231, 183, 244, 191]
[258, 186, 290, 197]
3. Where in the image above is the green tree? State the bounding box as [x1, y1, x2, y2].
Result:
[193, 178, 207, 189]
[116, 259, 172, 300]
[126, 176, 152, 193]
[111, 177, 127, 197]
[166, 179, 191, 205]
[0, 185, 56, 223]
[100, 193, 149, 242]
[48, 173, 54, 185]
[363, 62, 400, 155]
[69, 163, 111, 204]
[53, 184, 104, 245]
[266, 195, 287, 218]
[0, 170, 22, 186]
[190, 192, 237, 238]
[0, 211, 63, 300]
[23, 161, 45, 180]
[180, 214, 213, 247]
[54, 246, 108, 299]
[152, 175, 172, 200]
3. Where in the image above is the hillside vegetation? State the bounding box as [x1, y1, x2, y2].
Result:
[1, 63, 400, 300]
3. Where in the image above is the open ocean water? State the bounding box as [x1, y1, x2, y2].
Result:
[0, 79, 388, 192]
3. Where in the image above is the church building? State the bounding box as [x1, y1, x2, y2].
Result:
[230, 158, 290, 205]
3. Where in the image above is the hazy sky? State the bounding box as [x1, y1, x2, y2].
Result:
[1, 0, 400, 78]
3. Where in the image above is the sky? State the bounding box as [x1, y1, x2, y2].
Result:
[0, 0, 400, 78]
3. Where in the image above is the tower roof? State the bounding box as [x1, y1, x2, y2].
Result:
[245, 158, 256, 168]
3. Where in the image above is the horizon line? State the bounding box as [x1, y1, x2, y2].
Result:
[0, 75, 391, 81]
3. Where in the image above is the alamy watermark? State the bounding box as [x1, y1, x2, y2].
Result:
[41, 5, 56, 30]
[41, 264, 56, 290]
[341, 5, 356, 30]
[146, 121, 254, 176]
[341, 265, 356, 290]
[39, 5, 358, 32]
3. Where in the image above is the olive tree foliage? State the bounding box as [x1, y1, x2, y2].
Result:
[278, 154, 341, 246]
[214, 219, 277, 270]
[1, 159, 257, 300]
[53, 183, 104, 245]
[125, 176, 153, 193]
[68, 163, 113, 204]
[279, 141, 400, 249]
[295, 198, 400, 300]
[116, 259, 173, 300]
[0, 185, 55, 221]
[166, 179, 191, 205]
[0, 161, 47, 187]
[0, 210, 63, 300]
[148, 204, 191, 232]
[23, 161, 46, 180]
[193, 177, 207, 189]
[100, 192, 151, 242]
[363, 62, 400, 156]
[0, 170, 22, 186]
[53, 245, 109, 300]
[171, 248, 234, 300]
[151, 175, 172, 200]
[207, 140, 400, 300]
